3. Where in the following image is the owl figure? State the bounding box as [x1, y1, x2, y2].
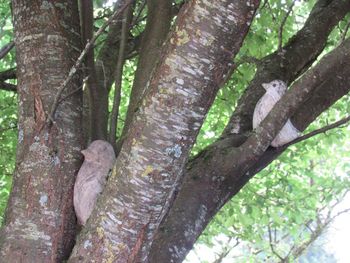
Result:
[74, 140, 116, 225]
[253, 80, 300, 147]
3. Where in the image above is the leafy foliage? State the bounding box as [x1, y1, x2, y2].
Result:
[0, 0, 15, 225]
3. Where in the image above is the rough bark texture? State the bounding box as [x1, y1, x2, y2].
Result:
[81, 0, 108, 141]
[121, 0, 172, 138]
[68, 1, 259, 262]
[84, 0, 132, 143]
[149, 1, 350, 261]
[0, 1, 82, 262]
[95, 1, 127, 93]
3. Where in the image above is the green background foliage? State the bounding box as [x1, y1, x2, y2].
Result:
[0, 0, 15, 224]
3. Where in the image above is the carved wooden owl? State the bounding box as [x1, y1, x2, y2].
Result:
[253, 80, 300, 147]
[74, 140, 116, 225]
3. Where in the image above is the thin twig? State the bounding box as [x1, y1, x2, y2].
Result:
[341, 19, 350, 43]
[109, 5, 132, 145]
[261, 0, 269, 10]
[131, 0, 146, 27]
[267, 220, 284, 260]
[0, 125, 16, 133]
[266, 2, 277, 21]
[0, 42, 14, 60]
[47, 0, 134, 125]
[235, 55, 261, 68]
[0, 68, 16, 81]
[0, 81, 17, 92]
[281, 115, 350, 149]
[58, 76, 89, 104]
[278, 0, 296, 52]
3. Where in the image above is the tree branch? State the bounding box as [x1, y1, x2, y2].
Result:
[0, 67, 17, 92]
[281, 115, 350, 149]
[0, 81, 16, 92]
[224, 0, 350, 136]
[278, 0, 296, 51]
[267, 220, 284, 261]
[341, 19, 350, 43]
[109, 5, 133, 145]
[48, 0, 134, 125]
[0, 41, 14, 60]
[120, 0, 173, 145]
[0, 68, 16, 81]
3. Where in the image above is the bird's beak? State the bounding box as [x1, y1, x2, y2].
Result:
[262, 83, 269, 90]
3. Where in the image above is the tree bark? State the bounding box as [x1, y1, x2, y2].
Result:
[0, 1, 82, 261]
[69, 1, 259, 262]
[121, 0, 172, 139]
[81, 0, 108, 141]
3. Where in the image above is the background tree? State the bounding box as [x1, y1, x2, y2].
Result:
[0, 0, 349, 262]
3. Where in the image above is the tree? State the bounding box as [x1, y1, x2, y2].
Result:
[0, 0, 349, 262]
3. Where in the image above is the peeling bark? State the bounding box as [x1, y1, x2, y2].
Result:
[0, 1, 83, 261]
[69, 1, 259, 262]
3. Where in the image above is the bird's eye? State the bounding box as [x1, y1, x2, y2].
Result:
[273, 84, 276, 87]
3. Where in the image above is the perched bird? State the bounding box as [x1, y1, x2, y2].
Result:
[74, 140, 116, 225]
[253, 80, 300, 147]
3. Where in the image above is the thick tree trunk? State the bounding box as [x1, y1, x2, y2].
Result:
[0, 1, 82, 262]
[69, 1, 259, 262]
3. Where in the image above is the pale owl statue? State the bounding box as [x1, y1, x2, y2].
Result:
[74, 140, 116, 225]
[253, 80, 300, 147]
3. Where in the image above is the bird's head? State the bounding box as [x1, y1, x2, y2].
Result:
[262, 80, 287, 96]
[81, 140, 116, 169]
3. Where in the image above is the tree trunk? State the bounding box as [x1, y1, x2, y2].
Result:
[121, 0, 172, 139]
[0, 1, 82, 261]
[69, 1, 259, 262]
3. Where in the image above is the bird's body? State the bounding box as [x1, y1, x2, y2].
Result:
[74, 140, 116, 225]
[253, 80, 300, 147]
